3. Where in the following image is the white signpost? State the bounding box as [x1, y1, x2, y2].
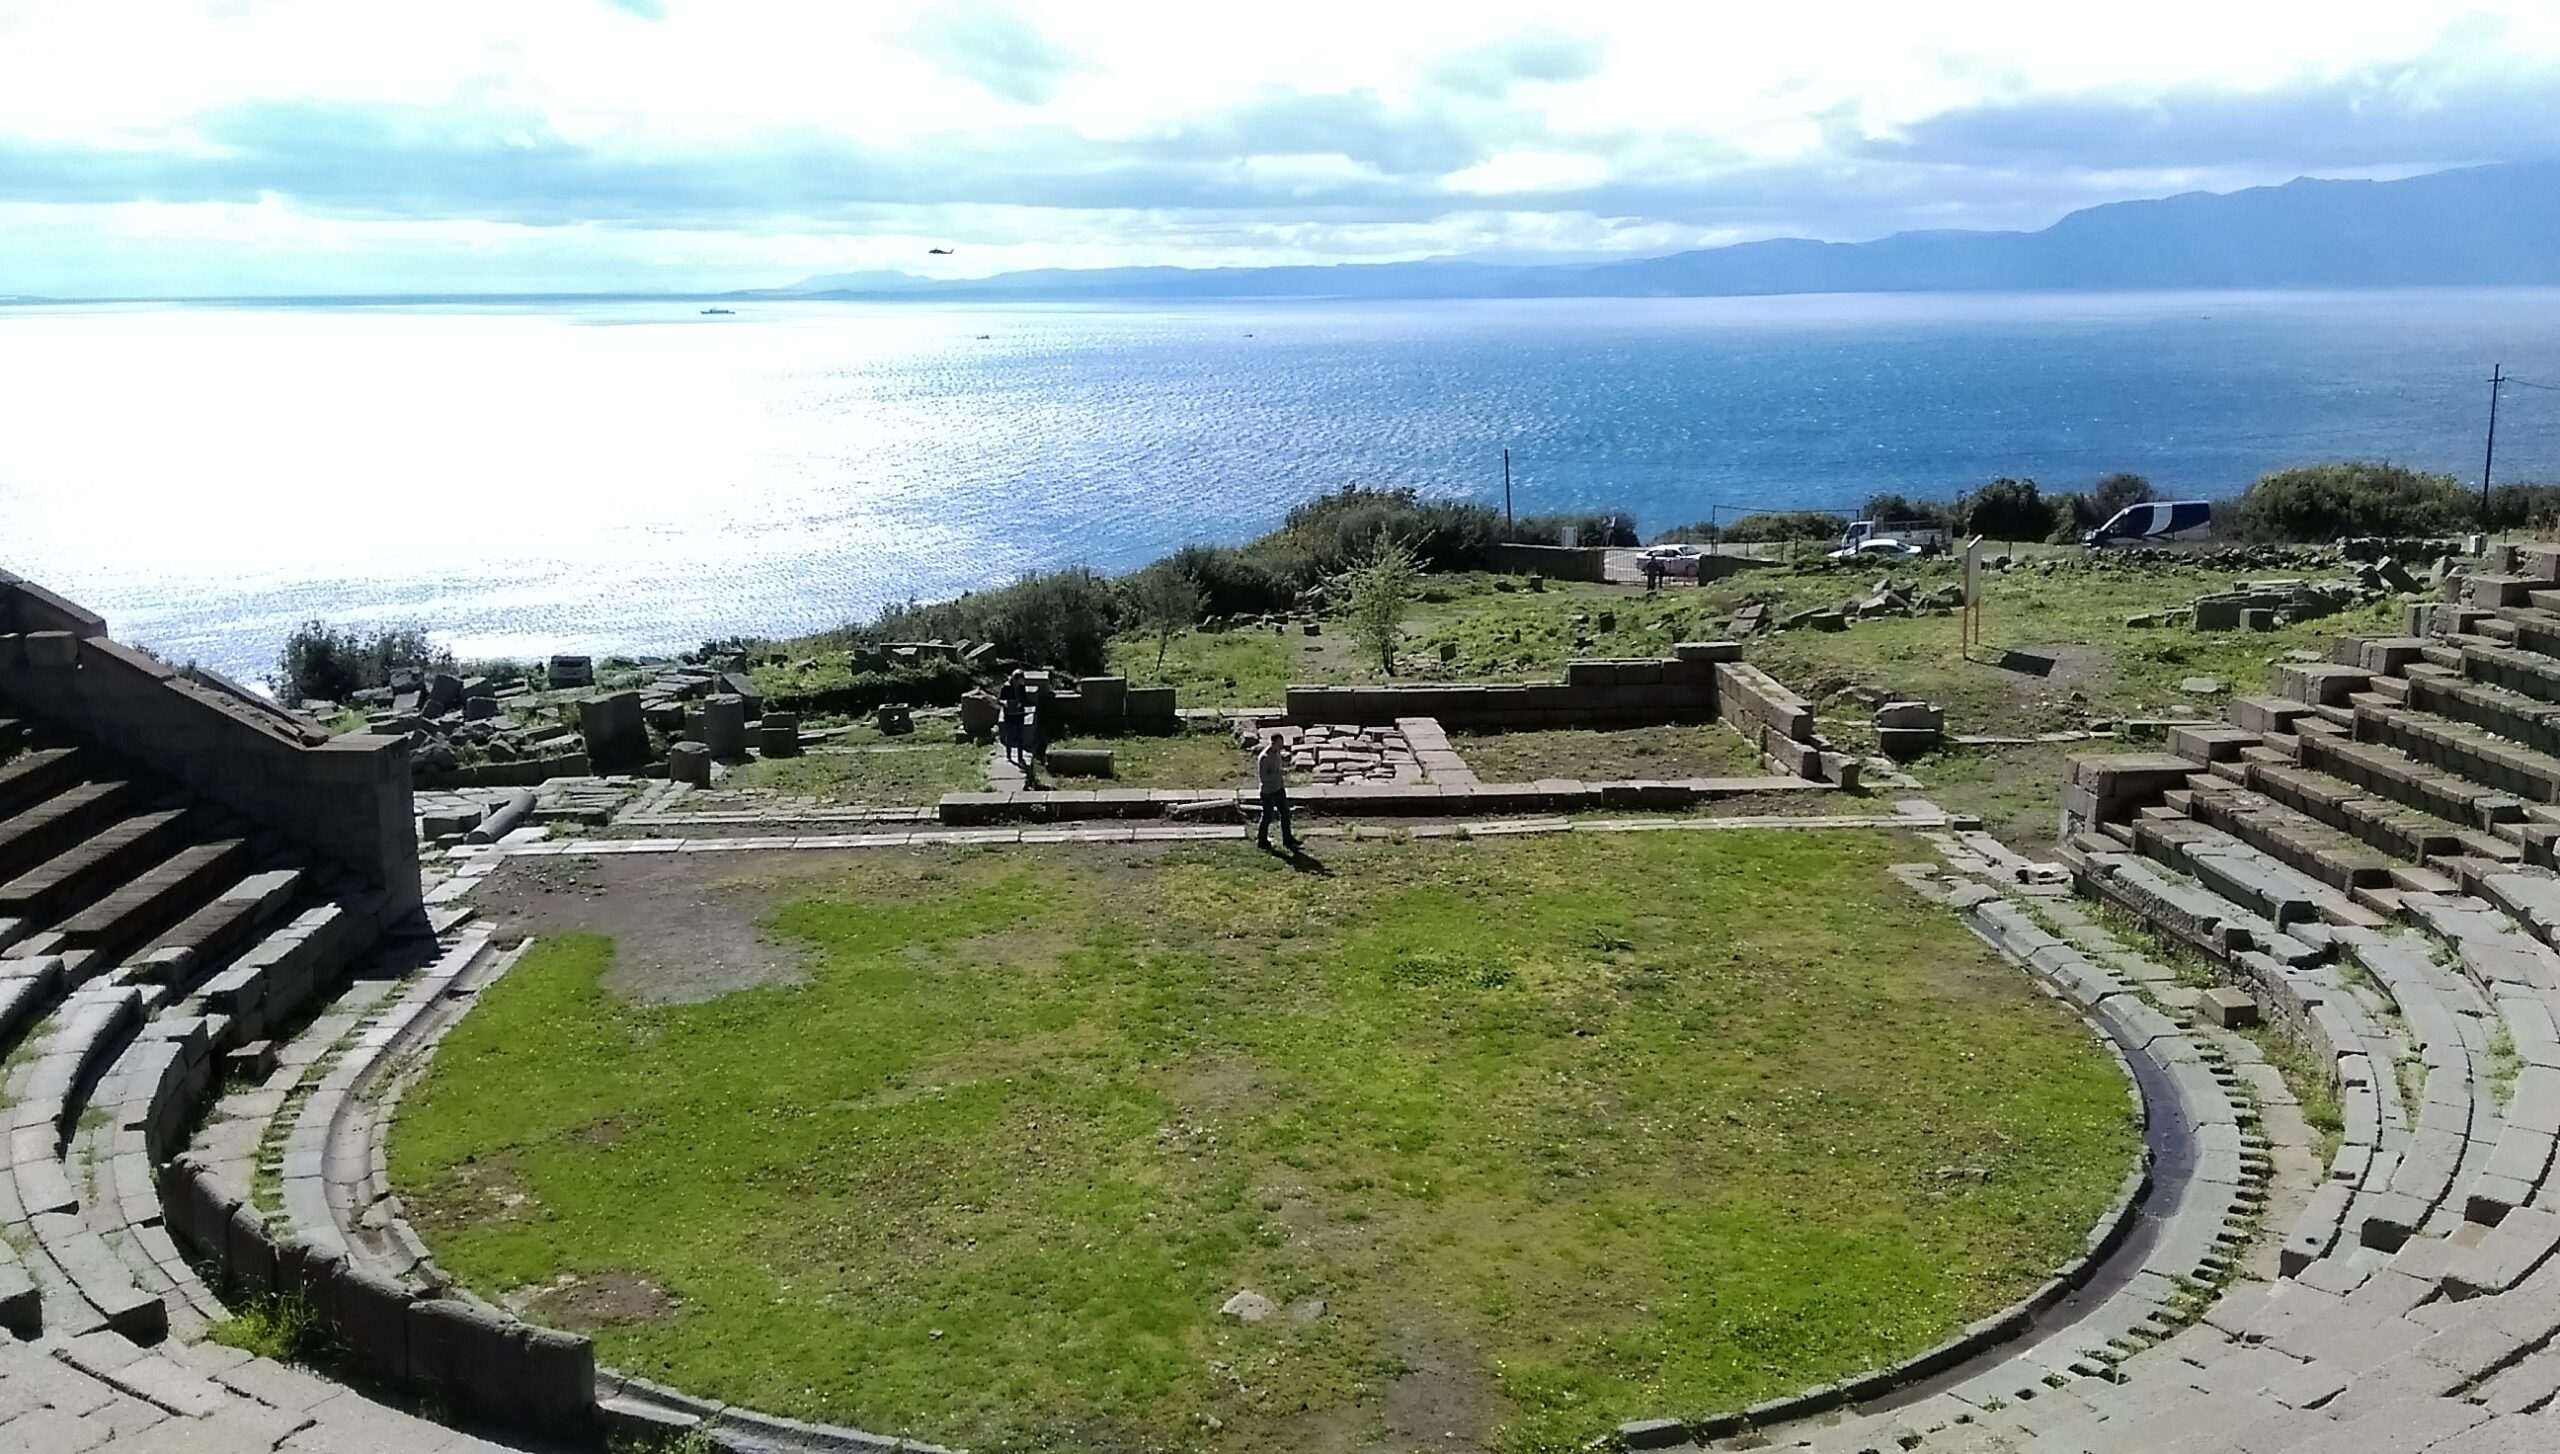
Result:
[1961, 534, 1986, 659]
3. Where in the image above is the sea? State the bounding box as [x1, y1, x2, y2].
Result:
[2, 288, 2556, 685]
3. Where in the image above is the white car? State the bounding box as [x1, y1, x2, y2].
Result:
[1637, 543, 1704, 577]
[1826, 538, 1923, 561]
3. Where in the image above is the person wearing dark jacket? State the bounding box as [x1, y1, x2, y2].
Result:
[1256, 734, 1299, 852]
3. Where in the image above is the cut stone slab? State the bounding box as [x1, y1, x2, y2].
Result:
[2181, 676, 2229, 695]
[2201, 986, 2261, 1028]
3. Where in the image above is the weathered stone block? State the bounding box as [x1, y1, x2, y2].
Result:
[1672, 640, 1743, 663]
[224, 1202, 278, 1298]
[758, 711, 800, 758]
[21, 630, 78, 666]
[502, 1321, 600, 1434]
[668, 741, 712, 787]
[2200, 986, 2260, 1027]
[328, 1265, 412, 1382]
[1046, 747, 1115, 778]
[702, 694, 748, 758]
[577, 691, 650, 773]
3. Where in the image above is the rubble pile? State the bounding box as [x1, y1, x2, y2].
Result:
[1726, 576, 1966, 638]
[2165, 567, 2411, 632]
[357, 666, 584, 774]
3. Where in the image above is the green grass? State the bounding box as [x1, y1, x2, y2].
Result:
[720, 743, 989, 805]
[206, 1291, 331, 1364]
[1057, 729, 1255, 789]
[1742, 562, 2402, 735]
[2241, 1024, 2346, 1168]
[393, 831, 2135, 1454]
[1914, 745, 2080, 851]
[2491, 1022, 2523, 1109]
[1456, 723, 1769, 784]
[1117, 561, 2400, 737]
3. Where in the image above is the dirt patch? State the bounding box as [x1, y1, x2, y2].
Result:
[1380, 1325, 1515, 1453]
[403, 1154, 533, 1239]
[2006, 642, 2111, 701]
[471, 851, 856, 1004]
[527, 1269, 681, 1330]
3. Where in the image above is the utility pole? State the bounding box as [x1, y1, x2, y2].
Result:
[2484, 363, 2505, 531]
[1502, 449, 1513, 530]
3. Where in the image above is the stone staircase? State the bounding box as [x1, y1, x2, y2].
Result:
[0, 577, 570, 1452]
[0, 715, 387, 1352]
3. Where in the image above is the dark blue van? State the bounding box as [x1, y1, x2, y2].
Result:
[2085, 500, 2212, 546]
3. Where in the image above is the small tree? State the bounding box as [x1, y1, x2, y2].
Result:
[1345, 536, 1421, 676]
[1860, 492, 1952, 528]
[2090, 472, 2158, 518]
[2223, 462, 2470, 542]
[274, 620, 452, 704]
[1957, 477, 2050, 544]
[1125, 563, 1202, 671]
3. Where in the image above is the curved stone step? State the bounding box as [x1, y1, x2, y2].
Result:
[2331, 929, 2490, 1251]
[2182, 783, 2410, 900]
[188, 901, 359, 1044]
[2246, 757, 2518, 870]
[2300, 730, 2528, 838]
[2, 982, 166, 1342]
[0, 952, 66, 1053]
[2363, 700, 2560, 809]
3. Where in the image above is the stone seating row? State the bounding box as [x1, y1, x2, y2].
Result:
[2085, 772, 2560, 1285]
[1851, 853, 2555, 1453]
[2329, 928, 2492, 1251]
[1736, 614, 2560, 1449]
[2073, 846, 2409, 1280]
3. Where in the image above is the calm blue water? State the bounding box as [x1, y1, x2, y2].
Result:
[1, 289, 2555, 683]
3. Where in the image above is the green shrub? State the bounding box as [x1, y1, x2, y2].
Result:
[2222, 462, 2472, 542]
[1346, 536, 1422, 673]
[1859, 493, 1953, 529]
[274, 621, 453, 704]
[206, 1291, 330, 1364]
[1122, 561, 1204, 667]
[1264, 486, 1505, 577]
[2487, 482, 2560, 533]
[1650, 520, 1721, 544]
[870, 569, 1116, 674]
[1160, 544, 1293, 618]
[1955, 477, 2051, 543]
[2090, 472, 2158, 518]
[765, 659, 976, 716]
[1508, 511, 1639, 547]
[1719, 510, 1848, 544]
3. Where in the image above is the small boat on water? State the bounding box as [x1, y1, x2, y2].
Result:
[700, 307, 735, 315]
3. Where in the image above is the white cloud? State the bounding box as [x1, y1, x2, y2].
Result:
[0, 0, 2554, 293]
[1442, 151, 1613, 196]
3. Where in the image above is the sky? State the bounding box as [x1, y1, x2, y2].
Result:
[3, 1, 2558, 296]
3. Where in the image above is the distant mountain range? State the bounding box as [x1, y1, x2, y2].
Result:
[764, 163, 2560, 302]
